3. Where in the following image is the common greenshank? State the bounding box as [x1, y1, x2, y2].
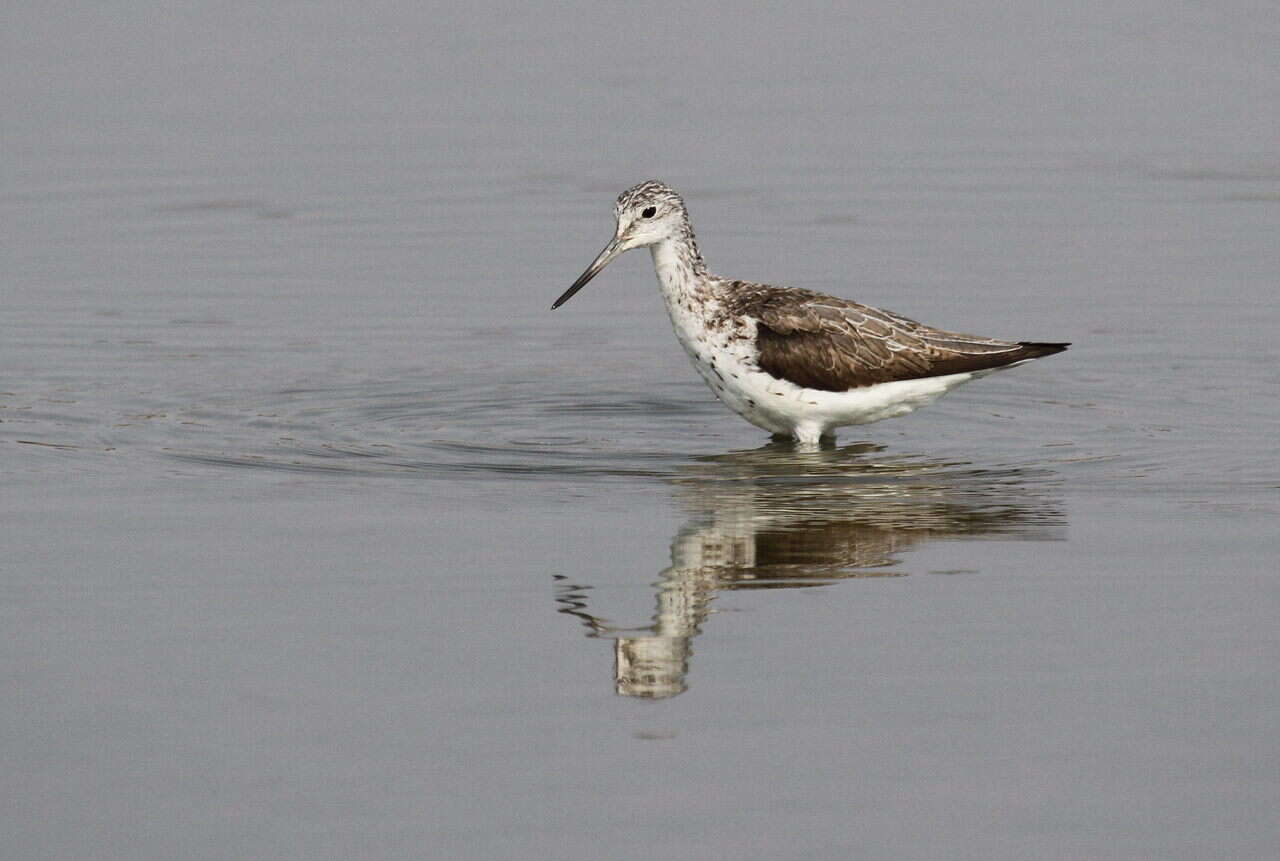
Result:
[553, 181, 1067, 444]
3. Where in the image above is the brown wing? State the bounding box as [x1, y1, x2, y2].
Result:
[731, 284, 1067, 392]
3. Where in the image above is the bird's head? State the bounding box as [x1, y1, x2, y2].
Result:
[553, 181, 690, 309]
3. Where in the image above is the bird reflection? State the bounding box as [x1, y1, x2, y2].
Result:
[554, 441, 1064, 699]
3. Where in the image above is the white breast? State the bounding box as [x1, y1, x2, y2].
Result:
[649, 243, 981, 443]
[666, 294, 979, 441]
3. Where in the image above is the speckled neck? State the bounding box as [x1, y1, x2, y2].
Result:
[649, 225, 713, 306]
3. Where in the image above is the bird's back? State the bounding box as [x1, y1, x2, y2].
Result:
[717, 281, 1067, 392]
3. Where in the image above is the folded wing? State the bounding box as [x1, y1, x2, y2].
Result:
[735, 285, 1068, 392]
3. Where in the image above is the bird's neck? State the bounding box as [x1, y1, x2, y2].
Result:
[649, 230, 713, 306]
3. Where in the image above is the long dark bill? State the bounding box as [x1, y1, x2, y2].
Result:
[551, 237, 622, 309]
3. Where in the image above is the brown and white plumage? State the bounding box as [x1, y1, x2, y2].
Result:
[723, 282, 1067, 392]
[554, 181, 1068, 443]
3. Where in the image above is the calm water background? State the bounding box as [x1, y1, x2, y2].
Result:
[4, 2, 1279, 858]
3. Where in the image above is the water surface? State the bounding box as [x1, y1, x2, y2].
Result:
[4, 2, 1278, 859]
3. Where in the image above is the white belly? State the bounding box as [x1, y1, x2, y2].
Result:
[668, 315, 978, 443]
[659, 281, 983, 443]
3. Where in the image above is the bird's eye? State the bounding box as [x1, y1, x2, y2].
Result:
[641, 206, 657, 219]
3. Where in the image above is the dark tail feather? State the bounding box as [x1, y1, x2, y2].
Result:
[928, 340, 1070, 378]
[1016, 341, 1070, 360]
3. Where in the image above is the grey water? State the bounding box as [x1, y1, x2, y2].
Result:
[4, 2, 1278, 859]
